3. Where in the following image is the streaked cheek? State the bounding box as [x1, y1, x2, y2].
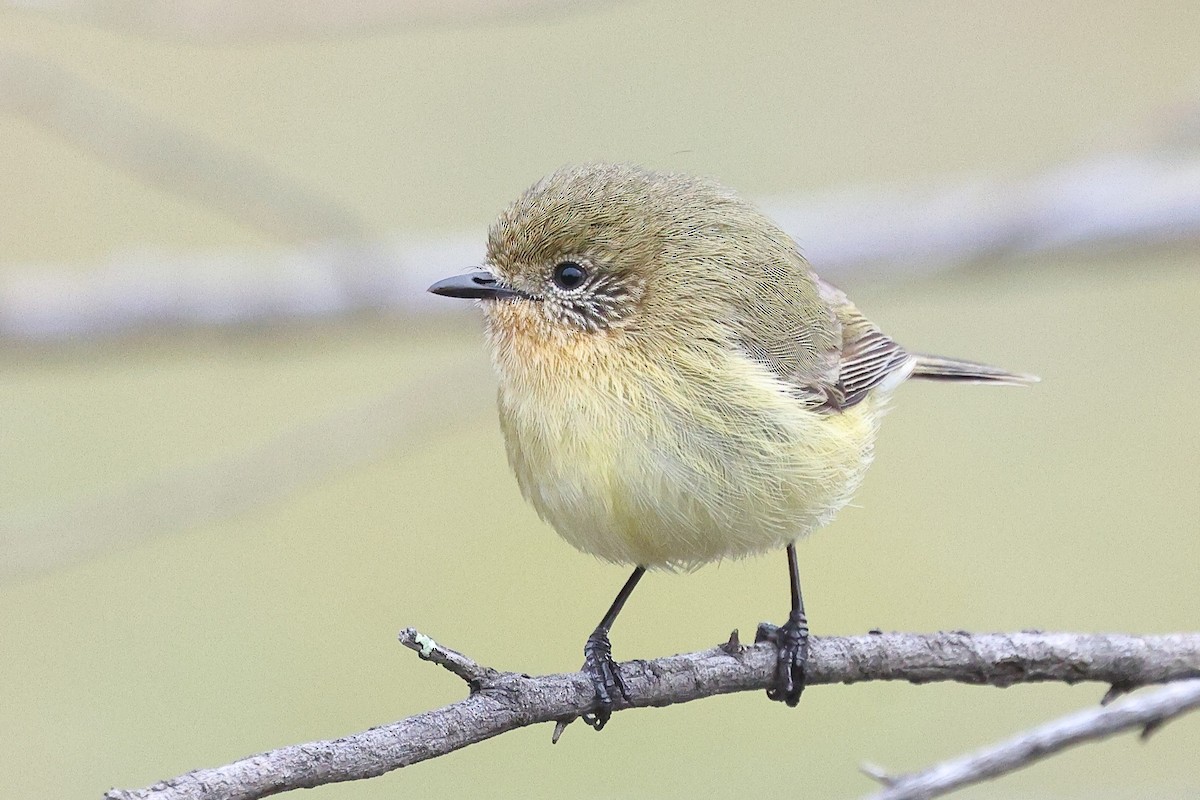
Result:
[484, 300, 563, 362]
[484, 299, 540, 332]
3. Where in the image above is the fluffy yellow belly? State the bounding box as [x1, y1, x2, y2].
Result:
[495, 348, 882, 571]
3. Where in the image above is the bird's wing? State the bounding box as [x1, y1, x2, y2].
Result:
[815, 279, 913, 409]
[727, 260, 843, 406]
[726, 260, 909, 410]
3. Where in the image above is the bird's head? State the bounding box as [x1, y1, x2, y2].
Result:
[429, 163, 829, 363]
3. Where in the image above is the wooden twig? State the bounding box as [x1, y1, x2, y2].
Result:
[860, 677, 1200, 800]
[104, 630, 1200, 800]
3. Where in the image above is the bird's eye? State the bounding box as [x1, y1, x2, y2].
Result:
[552, 261, 588, 290]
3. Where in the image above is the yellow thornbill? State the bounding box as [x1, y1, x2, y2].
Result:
[429, 163, 1036, 729]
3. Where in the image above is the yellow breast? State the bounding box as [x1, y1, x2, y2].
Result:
[487, 311, 881, 571]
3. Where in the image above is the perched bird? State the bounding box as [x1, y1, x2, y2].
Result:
[429, 163, 1035, 729]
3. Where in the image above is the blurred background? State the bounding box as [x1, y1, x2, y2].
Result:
[2, 2, 1198, 798]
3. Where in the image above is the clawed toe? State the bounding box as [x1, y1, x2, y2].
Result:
[758, 612, 809, 706]
[581, 631, 628, 730]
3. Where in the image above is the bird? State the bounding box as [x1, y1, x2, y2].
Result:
[428, 162, 1036, 730]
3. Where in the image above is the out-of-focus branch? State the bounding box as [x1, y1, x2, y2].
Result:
[762, 152, 1200, 274]
[104, 630, 1200, 800]
[5, 150, 1200, 342]
[861, 678, 1200, 800]
[0, 51, 402, 335]
[3, 48, 1199, 342]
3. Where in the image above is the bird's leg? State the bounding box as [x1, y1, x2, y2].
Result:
[755, 542, 809, 706]
[581, 565, 645, 731]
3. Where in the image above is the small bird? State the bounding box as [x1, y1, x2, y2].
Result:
[429, 163, 1035, 729]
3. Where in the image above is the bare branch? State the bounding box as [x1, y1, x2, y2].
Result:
[861, 678, 1200, 800]
[104, 630, 1200, 800]
[5, 93, 1200, 342]
[396, 627, 499, 690]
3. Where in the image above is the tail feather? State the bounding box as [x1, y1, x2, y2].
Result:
[909, 354, 1039, 386]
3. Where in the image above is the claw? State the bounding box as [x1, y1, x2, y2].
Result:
[755, 621, 779, 644]
[758, 611, 809, 706]
[581, 630, 627, 730]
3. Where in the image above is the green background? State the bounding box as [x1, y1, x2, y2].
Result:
[2, 3, 1198, 798]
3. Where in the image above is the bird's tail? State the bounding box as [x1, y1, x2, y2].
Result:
[909, 354, 1039, 386]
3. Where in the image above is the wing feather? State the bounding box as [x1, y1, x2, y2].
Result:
[728, 261, 911, 411]
[814, 279, 912, 410]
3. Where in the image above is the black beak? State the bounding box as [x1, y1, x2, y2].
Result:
[427, 270, 529, 300]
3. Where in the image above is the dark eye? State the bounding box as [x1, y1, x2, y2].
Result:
[552, 261, 588, 290]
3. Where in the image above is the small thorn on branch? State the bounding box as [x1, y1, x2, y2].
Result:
[720, 629, 743, 655]
[859, 762, 897, 786]
[1101, 682, 1134, 706]
[1139, 718, 1164, 741]
[551, 718, 573, 744]
[397, 627, 498, 690]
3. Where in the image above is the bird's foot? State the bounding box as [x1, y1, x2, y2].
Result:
[581, 629, 628, 731]
[755, 610, 809, 706]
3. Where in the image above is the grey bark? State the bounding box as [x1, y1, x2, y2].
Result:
[104, 630, 1200, 800]
[862, 677, 1200, 800]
